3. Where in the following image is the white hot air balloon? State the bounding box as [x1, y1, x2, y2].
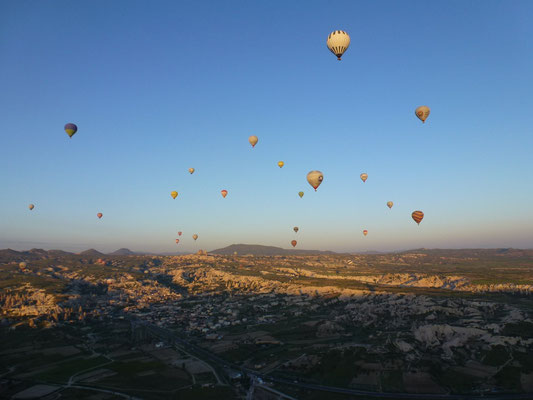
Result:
[327, 30, 350, 61]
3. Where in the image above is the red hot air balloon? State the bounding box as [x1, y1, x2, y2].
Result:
[291, 240, 297, 248]
[178, 231, 182, 236]
[221, 190, 228, 198]
[97, 213, 103, 219]
[175, 239, 180, 244]
[363, 230, 368, 236]
[412, 211, 424, 225]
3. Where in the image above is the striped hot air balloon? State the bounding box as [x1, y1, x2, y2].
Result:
[326, 30, 350, 60]
[412, 211, 424, 225]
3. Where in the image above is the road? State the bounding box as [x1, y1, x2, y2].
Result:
[136, 320, 533, 400]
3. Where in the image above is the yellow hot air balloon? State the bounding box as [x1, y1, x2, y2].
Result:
[412, 210, 424, 225]
[327, 30, 350, 61]
[360, 173, 368, 183]
[415, 106, 430, 123]
[29, 204, 34, 210]
[298, 191, 304, 198]
[387, 201, 393, 209]
[249, 135, 258, 147]
[19, 262, 27, 269]
[171, 191, 178, 199]
[193, 234, 198, 241]
[307, 170, 323, 191]
[278, 161, 284, 168]
[189, 168, 195, 174]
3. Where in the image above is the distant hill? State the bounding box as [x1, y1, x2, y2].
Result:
[78, 249, 106, 257]
[210, 244, 337, 256]
[108, 248, 137, 256]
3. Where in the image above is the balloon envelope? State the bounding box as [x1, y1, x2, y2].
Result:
[193, 234, 198, 240]
[415, 106, 430, 123]
[291, 240, 297, 248]
[249, 135, 258, 147]
[171, 191, 178, 199]
[19, 262, 27, 269]
[327, 30, 350, 60]
[307, 171, 324, 191]
[298, 191, 304, 198]
[221, 190, 228, 198]
[278, 161, 284, 168]
[97, 213, 103, 219]
[387, 201, 394, 209]
[363, 230, 368, 236]
[189, 168, 195, 174]
[178, 231, 182, 236]
[64, 123, 77, 138]
[360, 173, 368, 183]
[175, 239, 180, 244]
[412, 210, 424, 225]
[293, 227, 299, 233]
[29, 204, 34, 210]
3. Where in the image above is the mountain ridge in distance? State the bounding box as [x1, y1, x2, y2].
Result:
[209, 243, 338, 256]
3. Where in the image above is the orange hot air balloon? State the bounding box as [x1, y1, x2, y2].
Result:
[249, 135, 258, 147]
[221, 190, 228, 198]
[291, 240, 297, 248]
[97, 213, 103, 219]
[29, 204, 35, 210]
[412, 210, 424, 225]
[178, 231, 182, 236]
[363, 230, 368, 236]
[278, 161, 284, 168]
[360, 173, 368, 183]
[193, 234, 198, 241]
[175, 239, 180, 244]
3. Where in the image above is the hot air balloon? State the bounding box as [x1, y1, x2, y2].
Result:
[291, 240, 297, 248]
[189, 168, 195, 174]
[175, 239, 180, 244]
[171, 191, 178, 199]
[221, 190, 228, 198]
[307, 171, 323, 191]
[412, 210, 424, 225]
[19, 262, 27, 269]
[415, 106, 430, 123]
[278, 161, 284, 168]
[387, 201, 394, 209]
[193, 234, 198, 241]
[97, 213, 103, 219]
[249, 135, 258, 147]
[29, 204, 34, 210]
[363, 230, 368, 236]
[298, 191, 304, 198]
[360, 173, 368, 183]
[327, 30, 350, 60]
[293, 227, 299, 233]
[64, 123, 77, 138]
[178, 231, 182, 236]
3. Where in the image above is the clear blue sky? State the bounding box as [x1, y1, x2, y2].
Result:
[1, 0, 532, 253]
